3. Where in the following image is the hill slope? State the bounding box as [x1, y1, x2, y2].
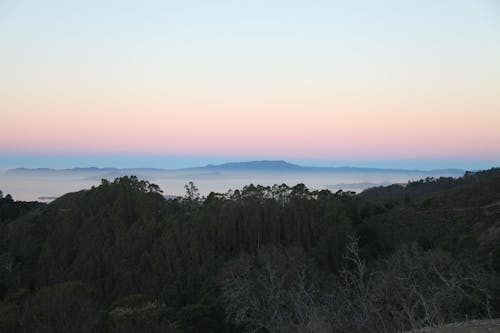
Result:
[0, 170, 499, 332]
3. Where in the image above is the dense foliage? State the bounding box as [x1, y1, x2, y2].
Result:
[0, 170, 499, 332]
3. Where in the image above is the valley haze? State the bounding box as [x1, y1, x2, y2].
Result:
[1, 160, 465, 202]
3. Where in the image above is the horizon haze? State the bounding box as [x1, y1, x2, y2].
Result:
[0, 159, 469, 201]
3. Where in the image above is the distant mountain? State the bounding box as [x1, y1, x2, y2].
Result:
[198, 160, 303, 171]
[191, 160, 464, 174]
[6, 167, 118, 174]
[5, 161, 465, 174]
[5, 167, 163, 175]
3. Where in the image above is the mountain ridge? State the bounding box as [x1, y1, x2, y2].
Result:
[5, 160, 465, 174]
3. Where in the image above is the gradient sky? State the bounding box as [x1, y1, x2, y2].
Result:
[1, 0, 499, 169]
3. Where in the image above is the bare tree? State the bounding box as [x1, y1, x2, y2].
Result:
[217, 245, 331, 332]
[330, 238, 493, 333]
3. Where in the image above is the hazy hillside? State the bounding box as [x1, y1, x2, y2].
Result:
[0, 169, 499, 332]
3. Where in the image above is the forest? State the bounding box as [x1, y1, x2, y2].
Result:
[0, 168, 499, 332]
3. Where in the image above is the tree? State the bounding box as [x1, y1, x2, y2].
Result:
[21, 281, 100, 333]
[147, 183, 163, 194]
[330, 239, 494, 333]
[184, 182, 200, 202]
[217, 245, 330, 332]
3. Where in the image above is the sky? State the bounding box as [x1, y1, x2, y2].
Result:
[1, 0, 500, 170]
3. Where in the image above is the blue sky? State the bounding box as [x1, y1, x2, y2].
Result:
[0, 153, 498, 171]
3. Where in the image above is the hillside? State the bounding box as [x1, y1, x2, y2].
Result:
[0, 170, 499, 332]
[408, 318, 500, 333]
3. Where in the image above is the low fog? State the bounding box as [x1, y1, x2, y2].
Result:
[0, 166, 464, 202]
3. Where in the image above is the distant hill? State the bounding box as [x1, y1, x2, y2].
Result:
[5, 167, 162, 174]
[195, 160, 464, 174]
[5, 160, 465, 174]
[198, 160, 303, 171]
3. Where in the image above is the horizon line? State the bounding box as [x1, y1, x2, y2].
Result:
[2, 159, 479, 173]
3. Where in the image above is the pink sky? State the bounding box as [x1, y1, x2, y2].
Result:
[1, 1, 499, 163]
[2, 84, 499, 159]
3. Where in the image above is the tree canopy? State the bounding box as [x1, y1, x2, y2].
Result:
[0, 169, 499, 332]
